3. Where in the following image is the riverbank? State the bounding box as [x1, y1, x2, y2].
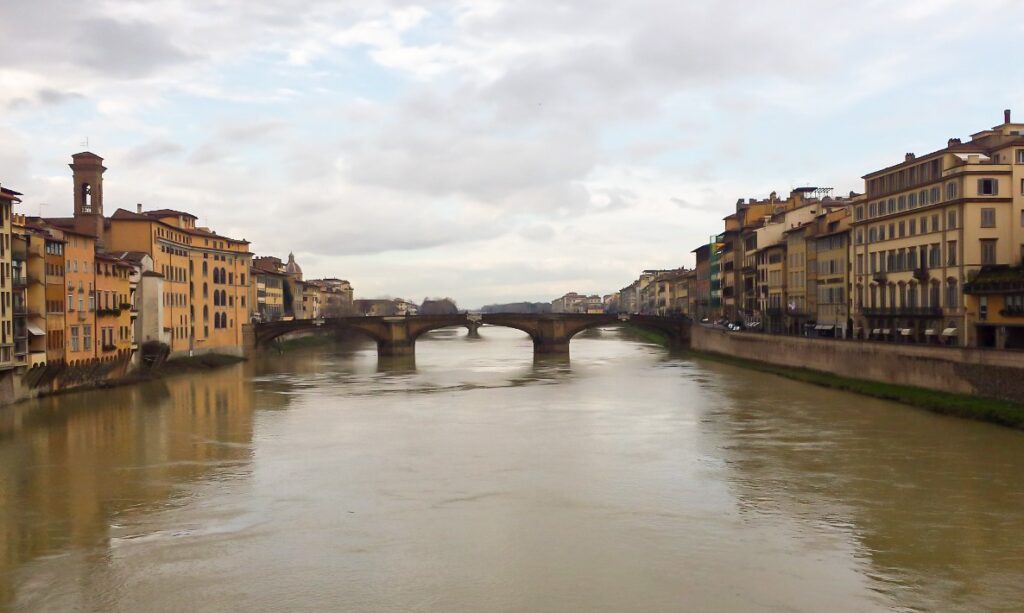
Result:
[26, 353, 246, 402]
[686, 334, 1024, 430]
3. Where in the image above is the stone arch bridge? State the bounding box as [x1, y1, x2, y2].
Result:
[244, 313, 691, 357]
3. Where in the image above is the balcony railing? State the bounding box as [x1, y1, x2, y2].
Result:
[861, 307, 943, 317]
[1000, 306, 1024, 317]
[12, 275, 27, 288]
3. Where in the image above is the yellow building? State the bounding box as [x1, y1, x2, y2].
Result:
[814, 204, 856, 337]
[61, 229, 97, 362]
[50, 152, 251, 358]
[0, 186, 18, 396]
[104, 208, 251, 356]
[851, 110, 1024, 346]
[94, 253, 133, 357]
[252, 257, 286, 322]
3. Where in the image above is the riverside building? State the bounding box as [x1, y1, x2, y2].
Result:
[851, 110, 1024, 346]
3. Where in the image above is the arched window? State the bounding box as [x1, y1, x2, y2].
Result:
[203, 261, 208, 276]
[930, 281, 941, 308]
[220, 268, 226, 284]
[945, 279, 958, 308]
[214, 291, 220, 306]
[203, 283, 208, 298]
[81, 183, 92, 213]
[203, 305, 209, 321]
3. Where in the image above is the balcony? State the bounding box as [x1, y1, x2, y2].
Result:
[872, 271, 887, 283]
[861, 307, 943, 317]
[12, 275, 27, 289]
[1000, 306, 1024, 317]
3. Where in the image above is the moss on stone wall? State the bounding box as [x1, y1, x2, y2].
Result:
[689, 349, 1024, 430]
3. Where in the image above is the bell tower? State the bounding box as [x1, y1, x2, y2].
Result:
[70, 152, 106, 243]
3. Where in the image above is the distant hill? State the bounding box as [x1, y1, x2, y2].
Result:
[479, 302, 552, 314]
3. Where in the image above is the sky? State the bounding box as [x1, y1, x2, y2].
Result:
[2, 0, 1024, 308]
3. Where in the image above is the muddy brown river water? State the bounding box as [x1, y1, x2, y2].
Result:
[1, 326, 1022, 611]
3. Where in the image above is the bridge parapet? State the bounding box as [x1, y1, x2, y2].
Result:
[249, 313, 690, 357]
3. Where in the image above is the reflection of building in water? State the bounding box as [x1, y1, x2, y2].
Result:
[0, 366, 254, 606]
[704, 364, 1024, 610]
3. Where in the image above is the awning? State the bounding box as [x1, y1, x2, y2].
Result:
[26, 324, 45, 336]
[815, 324, 834, 331]
[941, 327, 958, 337]
[871, 328, 881, 335]
[924, 329, 936, 336]
[900, 328, 912, 336]
[881, 329, 891, 335]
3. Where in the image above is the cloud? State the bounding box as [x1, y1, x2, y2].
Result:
[1, 0, 1022, 307]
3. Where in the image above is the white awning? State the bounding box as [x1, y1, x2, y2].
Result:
[881, 329, 891, 335]
[871, 328, 881, 335]
[941, 327, 958, 337]
[924, 329, 936, 336]
[26, 324, 45, 336]
[900, 328, 912, 336]
[815, 324, 834, 331]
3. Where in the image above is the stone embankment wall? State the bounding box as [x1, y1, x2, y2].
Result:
[690, 326, 1024, 404]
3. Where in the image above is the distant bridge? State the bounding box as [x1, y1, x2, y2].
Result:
[244, 313, 691, 357]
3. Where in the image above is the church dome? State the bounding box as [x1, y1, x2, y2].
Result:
[285, 252, 303, 279]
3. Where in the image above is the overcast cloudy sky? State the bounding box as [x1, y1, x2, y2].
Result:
[2, 0, 1023, 307]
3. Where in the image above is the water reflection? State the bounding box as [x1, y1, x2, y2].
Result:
[1, 327, 1023, 611]
[0, 365, 255, 608]
[701, 360, 1024, 611]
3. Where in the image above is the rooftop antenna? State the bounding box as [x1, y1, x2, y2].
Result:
[81, 137, 89, 149]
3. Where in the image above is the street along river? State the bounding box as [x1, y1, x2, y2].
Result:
[1, 326, 1023, 611]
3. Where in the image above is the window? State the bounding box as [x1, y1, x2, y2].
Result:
[981, 239, 997, 265]
[930, 186, 940, 203]
[855, 206, 864, 221]
[946, 182, 958, 200]
[946, 280, 958, 309]
[898, 196, 906, 211]
[947, 210, 957, 229]
[909, 219, 917, 235]
[1016, 149, 1024, 164]
[920, 189, 929, 206]
[71, 326, 79, 352]
[978, 179, 998, 195]
[908, 193, 917, 208]
[899, 221, 905, 238]
[929, 244, 941, 268]
[888, 199, 896, 214]
[947, 240, 957, 266]
[869, 202, 877, 217]
[976, 208, 996, 229]
[932, 214, 940, 232]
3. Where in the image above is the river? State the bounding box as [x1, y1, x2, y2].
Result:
[1, 326, 1022, 612]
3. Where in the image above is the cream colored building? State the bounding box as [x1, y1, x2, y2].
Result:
[851, 110, 1024, 346]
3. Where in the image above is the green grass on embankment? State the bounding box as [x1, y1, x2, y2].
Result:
[688, 348, 1024, 430]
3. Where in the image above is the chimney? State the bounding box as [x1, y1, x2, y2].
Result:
[905, 152, 915, 161]
[137, 203, 143, 213]
[947, 138, 962, 147]
[1005, 109, 1012, 124]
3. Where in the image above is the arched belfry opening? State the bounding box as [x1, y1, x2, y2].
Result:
[81, 183, 93, 213]
[69, 152, 106, 244]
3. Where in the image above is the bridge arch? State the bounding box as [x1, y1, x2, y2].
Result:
[251, 318, 388, 349]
